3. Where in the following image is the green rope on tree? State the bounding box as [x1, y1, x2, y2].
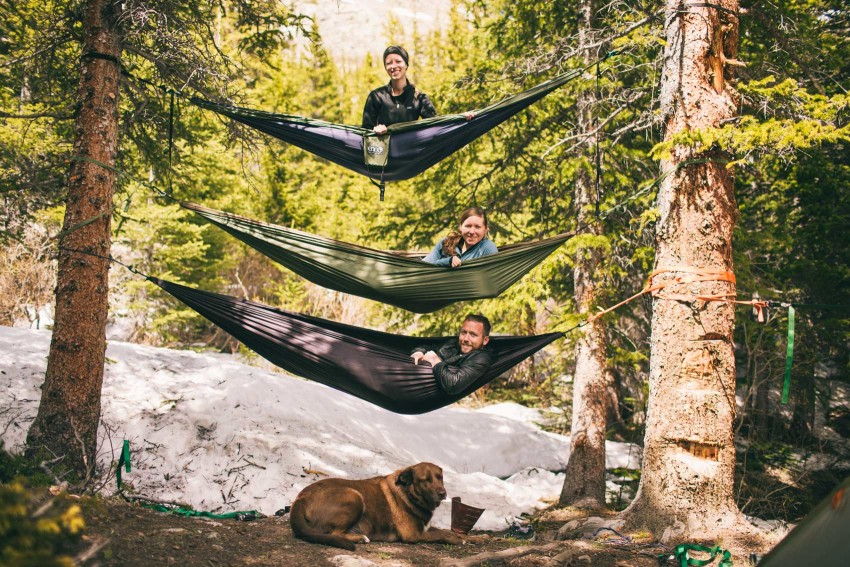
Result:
[781, 305, 795, 404]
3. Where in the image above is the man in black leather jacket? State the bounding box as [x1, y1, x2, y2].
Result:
[411, 314, 494, 395]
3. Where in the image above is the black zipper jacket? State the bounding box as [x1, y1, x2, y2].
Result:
[362, 80, 437, 129]
[411, 340, 495, 395]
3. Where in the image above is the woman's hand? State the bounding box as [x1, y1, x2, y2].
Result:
[463, 111, 476, 121]
[373, 124, 388, 135]
[451, 256, 462, 268]
[411, 352, 425, 365]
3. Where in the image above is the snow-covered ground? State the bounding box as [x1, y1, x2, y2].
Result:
[0, 326, 640, 531]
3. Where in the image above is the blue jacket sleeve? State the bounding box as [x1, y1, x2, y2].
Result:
[422, 239, 452, 266]
[479, 239, 498, 256]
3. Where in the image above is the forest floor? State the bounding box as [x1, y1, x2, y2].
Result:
[73, 495, 775, 567]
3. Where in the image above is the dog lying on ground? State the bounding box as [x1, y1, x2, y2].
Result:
[289, 462, 480, 550]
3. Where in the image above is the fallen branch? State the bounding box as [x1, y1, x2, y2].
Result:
[547, 543, 593, 566]
[440, 541, 565, 567]
[75, 536, 110, 564]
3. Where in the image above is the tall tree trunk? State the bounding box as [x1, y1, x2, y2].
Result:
[559, 0, 608, 509]
[26, 0, 121, 481]
[622, 0, 742, 537]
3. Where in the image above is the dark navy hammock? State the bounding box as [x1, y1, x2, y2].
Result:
[152, 277, 563, 414]
[189, 65, 587, 186]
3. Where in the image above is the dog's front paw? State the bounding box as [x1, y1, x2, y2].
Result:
[359, 535, 370, 544]
[462, 534, 488, 544]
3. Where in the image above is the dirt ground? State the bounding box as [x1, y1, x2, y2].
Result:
[72, 495, 770, 567]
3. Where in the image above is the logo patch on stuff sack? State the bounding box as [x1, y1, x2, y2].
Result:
[363, 134, 390, 167]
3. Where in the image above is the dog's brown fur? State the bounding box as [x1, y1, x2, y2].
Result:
[289, 462, 476, 551]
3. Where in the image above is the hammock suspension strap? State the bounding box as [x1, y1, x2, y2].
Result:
[595, 58, 602, 216]
[167, 89, 176, 195]
[782, 304, 795, 404]
[660, 543, 732, 567]
[116, 439, 261, 520]
[570, 266, 770, 333]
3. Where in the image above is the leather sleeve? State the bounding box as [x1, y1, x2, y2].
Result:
[433, 349, 494, 395]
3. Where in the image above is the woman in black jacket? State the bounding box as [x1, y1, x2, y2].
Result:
[362, 45, 473, 135]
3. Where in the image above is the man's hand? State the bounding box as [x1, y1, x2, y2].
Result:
[411, 351, 425, 365]
[451, 255, 462, 268]
[422, 350, 442, 366]
[373, 124, 388, 135]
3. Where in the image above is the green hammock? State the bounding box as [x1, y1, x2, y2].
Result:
[182, 202, 572, 313]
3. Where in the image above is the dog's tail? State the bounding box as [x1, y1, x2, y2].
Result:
[289, 501, 357, 551]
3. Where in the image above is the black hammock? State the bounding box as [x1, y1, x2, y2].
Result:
[182, 202, 573, 313]
[189, 64, 589, 192]
[152, 277, 563, 414]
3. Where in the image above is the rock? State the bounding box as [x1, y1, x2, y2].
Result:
[329, 555, 380, 567]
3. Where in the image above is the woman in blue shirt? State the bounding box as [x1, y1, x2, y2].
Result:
[423, 207, 498, 268]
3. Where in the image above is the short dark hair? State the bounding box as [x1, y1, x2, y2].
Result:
[463, 313, 491, 337]
[383, 45, 409, 66]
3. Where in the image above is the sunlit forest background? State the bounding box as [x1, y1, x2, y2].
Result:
[2, 0, 848, 522]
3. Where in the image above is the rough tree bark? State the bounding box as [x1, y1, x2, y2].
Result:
[559, 0, 608, 509]
[621, 0, 744, 537]
[25, 0, 121, 480]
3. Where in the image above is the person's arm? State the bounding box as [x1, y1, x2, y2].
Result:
[433, 350, 494, 395]
[362, 92, 379, 129]
[422, 240, 453, 266]
[418, 93, 437, 119]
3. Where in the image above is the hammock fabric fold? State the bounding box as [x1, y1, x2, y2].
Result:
[152, 278, 563, 414]
[189, 66, 585, 184]
[182, 202, 573, 313]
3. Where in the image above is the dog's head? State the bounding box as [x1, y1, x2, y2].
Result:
[396, 462, 448, 512]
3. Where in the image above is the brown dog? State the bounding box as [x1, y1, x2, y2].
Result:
[289, 462, 476, 550]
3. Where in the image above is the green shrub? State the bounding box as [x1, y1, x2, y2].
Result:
[0, 481, 85, 567]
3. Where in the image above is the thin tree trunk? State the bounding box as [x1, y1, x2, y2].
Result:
[26, 0, 121, 480]
[559, 0, 608, 509]
[621, 0, 743, 537]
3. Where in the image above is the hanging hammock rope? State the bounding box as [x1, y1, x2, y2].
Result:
[180, 201, 574, 313]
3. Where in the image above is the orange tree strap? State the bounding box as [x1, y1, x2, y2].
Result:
[583, 266, 737, 325]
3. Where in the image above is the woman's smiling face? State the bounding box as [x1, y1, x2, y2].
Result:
[384, 54, 407, 81]
[460, 215, 487, 248]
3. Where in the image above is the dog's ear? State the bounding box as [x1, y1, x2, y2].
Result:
[396, 467, 413, 487]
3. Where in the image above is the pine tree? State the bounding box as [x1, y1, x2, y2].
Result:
[622, 0, 744, 537]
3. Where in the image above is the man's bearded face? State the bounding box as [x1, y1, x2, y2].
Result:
[458, 320, 489, 354]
